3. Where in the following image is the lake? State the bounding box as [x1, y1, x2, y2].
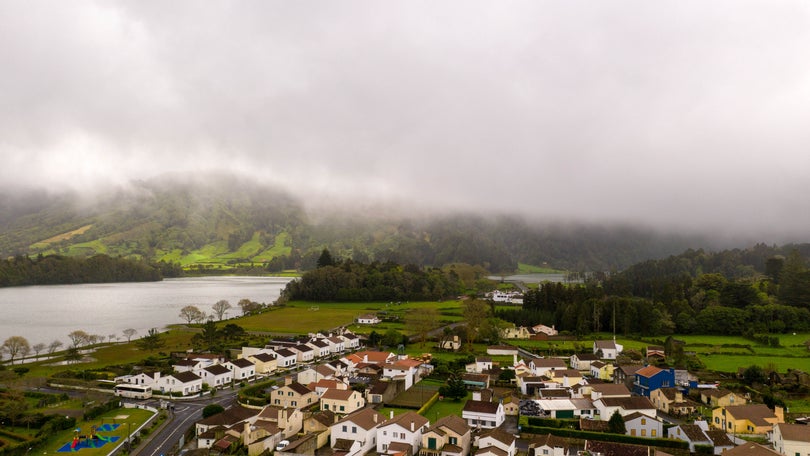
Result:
[0, 276, 292, 347]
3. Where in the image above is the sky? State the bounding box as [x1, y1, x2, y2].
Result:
[2, 1, 810, 241]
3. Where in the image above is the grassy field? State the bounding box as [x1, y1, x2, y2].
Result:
[38, 407, 155, 456]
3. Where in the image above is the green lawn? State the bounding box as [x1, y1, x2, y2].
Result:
[36, 407, 155, 456]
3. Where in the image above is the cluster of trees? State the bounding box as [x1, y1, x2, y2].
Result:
[179, 298, 266, 324]
[283, 253, 464, 302]
[497, 249, 810, 337]
[0, 254, 180, 287]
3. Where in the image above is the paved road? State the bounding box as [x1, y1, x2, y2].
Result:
[130, 390, 238, 456]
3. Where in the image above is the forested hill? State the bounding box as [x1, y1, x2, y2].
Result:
[0, 175, 724, 273]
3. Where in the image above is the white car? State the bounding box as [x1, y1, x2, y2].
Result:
[276, 440, 290, 452]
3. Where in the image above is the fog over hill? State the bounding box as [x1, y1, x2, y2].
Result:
[0, 173, 753, 273]
[2, 2, 810, 248]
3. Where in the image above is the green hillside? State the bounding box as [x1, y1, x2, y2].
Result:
[0, 174, 714, 273]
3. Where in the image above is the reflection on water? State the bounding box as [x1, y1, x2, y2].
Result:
[0, 276, 291, 347]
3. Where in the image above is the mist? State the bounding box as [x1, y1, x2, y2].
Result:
[2, 1, 810, 243]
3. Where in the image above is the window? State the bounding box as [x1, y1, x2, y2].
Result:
[342, 425, 347, 432]
[641, 418, 646, 425]
[652, 430, 657, 437]
[292, 401, 297, 406]
[340, 405, 345, 411]
[449, 437, 457, 445]
[352, 426, 357, 433]
[543, 450, 549, 455]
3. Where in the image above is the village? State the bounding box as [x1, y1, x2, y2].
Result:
[113, 319, 809, 456]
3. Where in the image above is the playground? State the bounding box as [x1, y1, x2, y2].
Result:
[57, 424, 121, 452]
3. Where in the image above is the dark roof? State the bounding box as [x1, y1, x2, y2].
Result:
[429, 415, 469, 436]
[573, 353, 599, 361]
[382, 411, 429, 432]
[725, 404, 777, 426]
[198, 405, 257, 426]
[205, 364, 231, 375]
[335, 407, 386, 430]
[229, 358, 254, 368]
[251, 352, 276, 362]
[310, 410, 336, 427]
[284, 381, 314, 396]
[598, 396, 655, 410]
[275, 348, 296, 357]
[705, 429, 735, 447]
[674, 424, 710, 442]
[585, 440, 649, 456]
[479, 427, 515, 446]
[463, 400, 500, 414]
[721, 442, 782, 456]
[173, 371, 201, 383]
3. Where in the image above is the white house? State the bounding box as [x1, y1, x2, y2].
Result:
[667, 423, 712, 453]
[327, 336, 346, 354]
[307, 339, 332, 359]
[529, 358, 568, 377]
[226, 358, 256, 382]
[476, 427, 516, 456]
[593, 340, 623, 360]
[593, 396, 656, 420]
[116, 373, 155, 387]
[331, 407, 386, 456]
[531, 324, 558, 337]
[382, 358, 422, 390]
[340, 332, 361, 349]
[357, 314, 381, 325]
[195, 363, 233, 389]
[529, 433, 567, 456]
[462, 392, 505, 429]
[772, 423, 810, 456]
[154, 371, 203, 396]
[274, 348, 298, 369]
[377, 411, 430, 455]
[623, 412, 664, 438]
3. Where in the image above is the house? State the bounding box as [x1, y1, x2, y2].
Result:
[590, 361, 614, 381]
[570, 353, 600, 371]
[623, 412, 664, 438]
[500, 325, 531, 340]
[476, 427, 516, 456]
[419, 414, 471, 456]
[705, 429, 735, 454]
[550, 369, 584, 387]
[771, 423, 810, 456]
[377, 411, 430, 455]
[720, 442, 782, 456]
[340, 332, 361, 350]
[529, 358, 567, 377]
[650, 387, 698, 417]
[246, 352, 277, 375]
[646, 346, 666, 361]
[593, 396, 656, 419]
[197, 363, 233, 389]
[116, 372, 156, 387]
[487, 345, 519, 356]
[154, 371, 203, 396]
[226, 358, 256, 382]
[615, 364, 643, 389]
[632, 366, 674, 397]
[254, 405, 305, 439]
[308, 339, 332, 359]
[272, 380, 317, 409]
[321, 389, 365, 415]
[462, 373, 490, 390]
[274, 348, 298, 369]
[593, 340, 623, 360]
[357, 314, 381, 325]
[700, 388, 747, 407]
[346, 350, 396, 365]
[462, 391, 505, 429]
[195, 405, 258, 448]
[438, 335, 461, 351]
[383, 358, 422, 390]
[535, 398, 594, 419]
[303, 410, 336, 450]
[666, 424, 711, 453]
[531, 324, 558, 337]
[331, 407, 387, 456]
[588, 383, 631, 400]
[290, 344, 316, 364]
[467, 357, 493, 373]
[711, 404, 784, 435]
[528, 433, 567, 456]
[327, 336, 346, 354]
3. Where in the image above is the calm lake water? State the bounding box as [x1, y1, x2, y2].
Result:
[0, 276, 292, 347]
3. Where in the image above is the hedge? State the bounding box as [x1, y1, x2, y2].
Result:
[526, 417, 580, 429]
[521, 425, 689, 450]
[417, 392, 440, 416]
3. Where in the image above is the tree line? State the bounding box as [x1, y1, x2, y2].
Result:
[0, 253, 182, 287]
[282, 251, 464, 302]
[498, 248, 810, 337]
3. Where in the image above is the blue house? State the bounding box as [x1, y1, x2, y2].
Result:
[633, 366, 675, 397]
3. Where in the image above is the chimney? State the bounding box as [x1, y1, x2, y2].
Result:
[390, 410, 394, 419]
[373, 412, 378, 424]
[154, 372, 161, 381]
[285, 375, 293, 386]
[411, 421, 414, 432]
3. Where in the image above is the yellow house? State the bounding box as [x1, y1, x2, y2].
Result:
[700, 388, 747, 407]
[320, 389, 365, 415]
[246, 352, 278, 375]
[420, 414, 471, 456]
[590, 361, 614, 381]
[711, 404, 783, 435]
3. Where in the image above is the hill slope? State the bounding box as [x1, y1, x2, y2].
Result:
[0, 175, 712, 272]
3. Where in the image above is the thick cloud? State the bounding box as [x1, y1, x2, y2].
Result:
[2, 1, 810, 240]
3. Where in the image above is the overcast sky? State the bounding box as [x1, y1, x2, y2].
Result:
[2, 1, 810, 240]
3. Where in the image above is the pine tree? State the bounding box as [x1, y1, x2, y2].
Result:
[608, 410, 626, 434]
